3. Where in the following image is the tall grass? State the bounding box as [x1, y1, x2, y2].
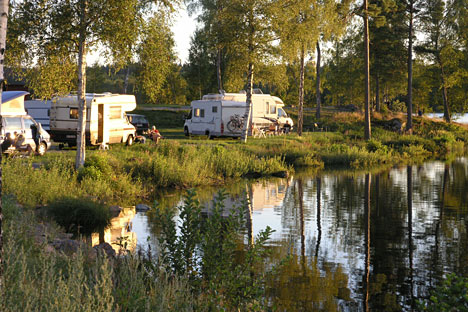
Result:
[1, 198, 194, 312]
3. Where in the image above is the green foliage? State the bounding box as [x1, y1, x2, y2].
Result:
[418, 274, 468, 311]
[157, 190, 275, 310]
[137, 11, 176, 104]
[47, 197, 111, 236]
[1, 203, 193, 311]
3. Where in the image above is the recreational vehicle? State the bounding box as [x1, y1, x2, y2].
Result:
[25, 99, 51, 130]
[1, 91, 52, 156]
[49, 93, 137, 147]
[183, 91, 294, 138]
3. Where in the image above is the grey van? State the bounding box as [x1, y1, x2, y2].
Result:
[1, 91, 52, 156]
[1, 115, 52, 156]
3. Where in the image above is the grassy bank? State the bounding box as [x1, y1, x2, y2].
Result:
[4, 111, 467, 208]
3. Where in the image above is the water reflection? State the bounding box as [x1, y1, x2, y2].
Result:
[136, 158, 468, 311]
[92, 207, 137, 254]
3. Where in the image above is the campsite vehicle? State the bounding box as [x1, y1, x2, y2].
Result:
[1, 91, 52, 156]
[24, 99, 51, 130]
[127, 114, 149, 135]
[49, 93, 137, 147]
[183, 91, 294, 138]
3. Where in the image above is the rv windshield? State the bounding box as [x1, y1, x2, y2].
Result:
[278, 108, 288, 117]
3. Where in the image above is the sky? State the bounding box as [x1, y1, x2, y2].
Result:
[87, 6, 197, 66]
[172, 6, 198, 64]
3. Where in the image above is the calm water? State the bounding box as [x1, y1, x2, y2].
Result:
[121, 158, 468, 311]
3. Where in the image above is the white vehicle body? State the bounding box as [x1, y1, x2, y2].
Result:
[183, 92, 294, 138]
[49, 93, 137, 146]
[24, 99, 51, 130]
[1, 91, 52, 155]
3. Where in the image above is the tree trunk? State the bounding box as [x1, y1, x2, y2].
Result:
[364, 173, 371, 312]
[241, 62, 254, 143]
[364, 0, 371, 140]
[298, 46, 305, 136]
[0, 0, 8, 288]
[406, 0, 414, 133]
[315, 176, 321, 258]
[439, 60, 451, 123]
[407, 165, 414, 308]
[375, 74, 380, 112]
[75, 0, 88, 170]
[217, 48, 223, 92]
[316, 42, 321, 119]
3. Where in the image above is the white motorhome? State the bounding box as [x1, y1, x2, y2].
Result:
[1, 91, 52, 155]
[184, 91, 294, 138]
[24, 99, 51, 130]
[49, 93, 137, 147]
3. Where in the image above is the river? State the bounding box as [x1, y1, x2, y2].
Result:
[102, 158, 468, 311]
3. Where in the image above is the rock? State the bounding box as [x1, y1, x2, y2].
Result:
[135, 204, 151, 212]
[389, 118, 403, 132]
[109, 205, 122, 217]
[93, 242, 116, 258]
[50, 238, 83, 255]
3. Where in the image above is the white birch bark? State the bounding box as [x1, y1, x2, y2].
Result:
[75, 0, 88, 169]
[0, 0, 9, 287]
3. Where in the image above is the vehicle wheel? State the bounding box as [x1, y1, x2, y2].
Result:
[126, 135, 134, 146]
[184, 127, 190, 137]
[36, 142, 47, 156]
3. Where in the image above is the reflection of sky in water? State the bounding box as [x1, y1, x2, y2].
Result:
[131, 158, 468, 310]
[427, 112, 468, 123]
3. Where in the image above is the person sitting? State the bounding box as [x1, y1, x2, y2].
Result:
[150, 125, 163, 144]
[14, 132, 34, 156]
[1, 132, 14, 153]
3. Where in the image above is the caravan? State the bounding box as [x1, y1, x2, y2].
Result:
[24, 99, 51, 130]
[184, 91, 293, 138]
[49, 93, 137, 147]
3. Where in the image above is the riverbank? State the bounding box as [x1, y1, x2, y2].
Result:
[3, 110, 468, 310]
[4, 112, 468, 208]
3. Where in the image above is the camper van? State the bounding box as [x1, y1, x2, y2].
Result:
[49, 93, 137, 147]
[24, 99, 51, 130]
[183, 91, 294, 138]
[1, 91, 52, 156]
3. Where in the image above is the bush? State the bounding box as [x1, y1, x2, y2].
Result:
[157, 190, 274, 310]
[47, 197, 111, 236]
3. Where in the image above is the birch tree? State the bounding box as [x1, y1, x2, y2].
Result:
[222, 0, 279, 142]
[277, 0, 319, 136]
[8, 0, 172, 168]
[0, 0, 8, 288]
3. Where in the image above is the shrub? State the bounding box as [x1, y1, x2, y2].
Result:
[47, 197, 111, 236]
[157, 190, 275, 310]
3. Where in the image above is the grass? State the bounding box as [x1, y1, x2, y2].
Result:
[3, 110, 467, 209]
[1, 197, 194, 312]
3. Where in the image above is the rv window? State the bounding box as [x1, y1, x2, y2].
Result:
[3, 117, 22, 131]
[70, 108, 79, 119]
[110, 106, 122, 119]
[278, 108, 287, 117]
[270, 105, 276, 114]
[23, 117, 36, 129]
[194, 108, 200, 117]
[200, 109, 205, 117]
[212, 106, 217, 113]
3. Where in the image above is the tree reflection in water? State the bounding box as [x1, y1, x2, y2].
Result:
[142, 158, 468, 311]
